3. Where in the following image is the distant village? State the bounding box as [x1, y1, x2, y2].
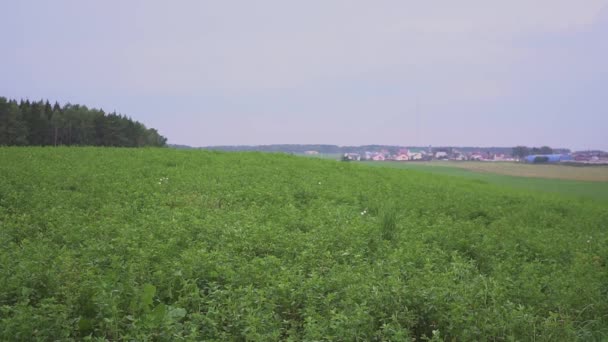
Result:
[191, 144, 608, 165]
[302, 148, 608, 164]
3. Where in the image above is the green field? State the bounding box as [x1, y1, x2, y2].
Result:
[1, 148, 607, 340]
[363, 161, 608, 202]
[298, 152, 343, 160]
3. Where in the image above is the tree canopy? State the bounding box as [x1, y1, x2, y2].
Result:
[0, 97, 166, 147]
[512, 145, 554, 159]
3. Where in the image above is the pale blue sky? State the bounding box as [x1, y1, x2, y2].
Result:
[1, 1, 607, 150]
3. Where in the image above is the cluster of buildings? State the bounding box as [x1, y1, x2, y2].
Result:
[571, 150, 608, 163]
[340, 149, 608, 164]
[343, 149, 517, 162]
[343, 149, 427, 161]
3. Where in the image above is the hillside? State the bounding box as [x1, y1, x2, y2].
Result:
[0, 148, 607, 340]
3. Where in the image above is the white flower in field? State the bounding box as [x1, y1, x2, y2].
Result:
[318, 182, 322, 185]
[360, 209, 367, 215]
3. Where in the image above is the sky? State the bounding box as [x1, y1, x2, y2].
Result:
[1, 1, 607, 150]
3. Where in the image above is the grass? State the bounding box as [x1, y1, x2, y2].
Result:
[364, 161, 608, 202]
[298, 152, 342, 160]
[1, 147, 607, 340]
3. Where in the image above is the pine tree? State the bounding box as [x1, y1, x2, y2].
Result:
[0, 98, 28, 145]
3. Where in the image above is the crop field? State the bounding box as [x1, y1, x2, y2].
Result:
[375, 161, 608, 182]
[299, 153, 343, 160]
[365, 161, 608, 202]
[1, 148, 607, 340]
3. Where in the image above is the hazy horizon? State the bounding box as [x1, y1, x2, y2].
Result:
[187, 143, 574, 151]
[2, 1, 607, 151]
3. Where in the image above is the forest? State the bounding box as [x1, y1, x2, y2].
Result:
[0, 97, 166, 147]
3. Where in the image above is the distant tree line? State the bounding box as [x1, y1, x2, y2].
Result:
[200, 144, 346, 154]
[199, 144, 539, 156]
[512, 146, 559, 159]
[0, 97, 167, 147]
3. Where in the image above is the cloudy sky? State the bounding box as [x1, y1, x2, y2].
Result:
[2, 1, 607, 150]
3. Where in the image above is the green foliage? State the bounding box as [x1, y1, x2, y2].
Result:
[0, 98, 28, 145]
[534, 156, 550, 163]
[0, 96, 166, 147]
[512, 145, 529, 159]
[379, 207, 398, 241]
[0, 147, 607, 340]
[512, 146, 554, 159]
